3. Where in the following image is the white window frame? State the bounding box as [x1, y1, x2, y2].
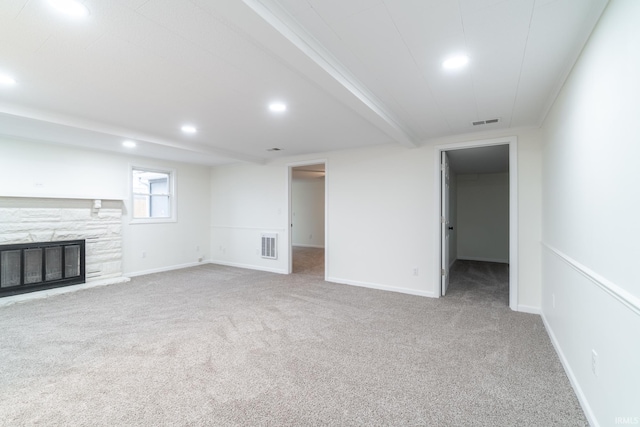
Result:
[129, 165, 177, 224]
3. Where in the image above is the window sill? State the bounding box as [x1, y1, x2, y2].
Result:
[129, 217, 177, 225]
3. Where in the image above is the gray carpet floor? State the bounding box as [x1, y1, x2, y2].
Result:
[292, 246, 325, 276]
[0, 251, 587, 426]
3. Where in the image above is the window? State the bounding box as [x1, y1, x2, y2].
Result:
[131, 167, 175, 222]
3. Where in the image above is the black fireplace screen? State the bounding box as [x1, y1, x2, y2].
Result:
[0, 240, 85, 297]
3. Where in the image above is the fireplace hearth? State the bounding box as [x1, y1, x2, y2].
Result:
[0, 240, 85, 297]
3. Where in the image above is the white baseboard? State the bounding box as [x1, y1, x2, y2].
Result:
[517, 304, 541, 314]
[126, 261, 207, 277]
[457, 256, 509, 264]
[292, 244, 325, 249]
[326, 276, 437, 298]
[0, 276, 131, 307]
[541, 312, 599, 427]
[208, 260, 287, 275]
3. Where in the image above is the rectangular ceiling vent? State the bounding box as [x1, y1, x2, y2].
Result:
[261, 233, 277, 259]
[472, 118, 501, 126]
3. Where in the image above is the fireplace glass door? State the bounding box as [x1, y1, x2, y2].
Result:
[0, 240, 85, 297]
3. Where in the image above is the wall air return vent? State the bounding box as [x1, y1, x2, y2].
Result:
[472, 118, 501, 126]
[261, 233, 277, 259]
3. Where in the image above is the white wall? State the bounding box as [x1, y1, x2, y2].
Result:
[292, 177, 325, 248]
[210, 128, 543, 307]
[123, 157, 210, 276]
[210, 162, 288, 273]
[325, 144, 433, 295]
[0, 137, 211, 277]
[456, 173, 509, 263]
[540, 1, 640, 425]
[0, 138, 126, 200]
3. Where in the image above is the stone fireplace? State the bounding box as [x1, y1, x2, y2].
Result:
[0, 197, 125, 300]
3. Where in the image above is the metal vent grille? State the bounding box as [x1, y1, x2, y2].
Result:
[261, 233, 277, 259]
[472, 118, 501, 126]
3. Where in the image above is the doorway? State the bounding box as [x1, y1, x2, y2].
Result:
[288, 162, 326, 277]
[436, 137, 518, 310]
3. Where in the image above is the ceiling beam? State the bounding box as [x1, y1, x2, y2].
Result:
[0, 104, 266, 165]
[242, 0, 418, 148]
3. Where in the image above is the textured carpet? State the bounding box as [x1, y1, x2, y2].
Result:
[0, 256, 587, 426]
[292, 246, 325, 277]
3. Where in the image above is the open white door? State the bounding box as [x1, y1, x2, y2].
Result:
[441, 151, 450, 296]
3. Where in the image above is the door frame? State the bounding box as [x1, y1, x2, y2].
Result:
[434, 136, 518, 311]
[286, 159, 328, 278]
[441, 151, 451, 296]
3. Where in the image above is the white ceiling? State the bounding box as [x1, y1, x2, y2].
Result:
[0, 0, 608, 165]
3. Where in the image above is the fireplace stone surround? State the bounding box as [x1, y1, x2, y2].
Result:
[0, 197, 128, 304]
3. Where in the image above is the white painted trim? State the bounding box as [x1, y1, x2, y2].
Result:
[210, 225, 287, 232]
[542, 243, 640, 316]
[457, 256, 509, 264]
[326, 277, 437, 298]
[286, 159, 328, 279]
[541, 313, 599, 427]
[0, 277, 130, 307]
[292, 244, 325, 249]
[508, 141, 519, 310]
[517, 305, 541, 315]
[208, 260, 287, 275]
[126, 261, 207, 277]
[434, 136, 519, 311]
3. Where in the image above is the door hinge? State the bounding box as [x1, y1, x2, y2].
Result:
[440, 164, 445, 171]
[440, 216, 446, 223]
[441, 268, 446, 276]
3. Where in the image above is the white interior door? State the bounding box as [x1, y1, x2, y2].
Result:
[441, 151, 450, 296]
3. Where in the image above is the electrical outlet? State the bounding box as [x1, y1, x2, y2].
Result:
[198, 256, 203, 262]
[591, 349, 598, 377]
[141, 251, 146, 258]
[413, 267, 419, 276]
[309, 234, 313, 240]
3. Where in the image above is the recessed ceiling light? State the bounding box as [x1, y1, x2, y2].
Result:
[48, 0, 90, 18]
[181, 125, 197, 134]
[442, 54, 469, 70]
[269, 103, 287, 113]
[0, 74, 16, 85]
[122, 140, 137, 148]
